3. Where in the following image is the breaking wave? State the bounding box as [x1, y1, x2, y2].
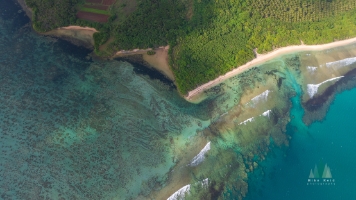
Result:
[167, 184, 191, 200]
[307, 76, 344, 98]
[239, 110, 272, 125]
[307, 66, 317, 73]
[261, 110, 271, 117]
[190, 142, 211, 166]
[250, 90, 270, 105]
[239, 117, 255, 125]
[167, 178, 209, 200]
[325, 57, 356, 69]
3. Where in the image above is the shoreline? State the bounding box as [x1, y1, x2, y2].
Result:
[17, 0, 356, 99]
[44, 26, 98, 49]
[15, 0, 98, 49]
[185, 37, 356, 101]
[113, 46, 175, 81]
[15, 0, 32, 19]
[58, 26, 98, 32]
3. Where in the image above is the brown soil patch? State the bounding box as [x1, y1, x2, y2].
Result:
[77, 11, 109, 23]
[99, 36, 115, 51]
[115, 0, 137, 17]
[84, 5, 109, 10]
[102, 0, 116, 5]
[186, 0, 194, 20]
[87, 0, 102, 3]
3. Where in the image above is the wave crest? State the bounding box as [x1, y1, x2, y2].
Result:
[190, 142, 211, 166]
[307, 76, 344, 98]
[325, 57, 356, 69]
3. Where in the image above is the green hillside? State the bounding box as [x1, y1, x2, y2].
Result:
[25, 0, 356, 94]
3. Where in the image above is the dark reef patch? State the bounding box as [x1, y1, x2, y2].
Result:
[53, 37, 93, 65]
[115, 55, 175, 88]
[303, 67, 356, 112]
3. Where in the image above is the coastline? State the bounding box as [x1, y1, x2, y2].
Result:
[15, 0, 98, 49]
[44, 26, 98, 49]
[16, 0, 356, 99]
[15, 0, 32, 19]
[185, 37, 356, 101]
[113, 45, 175, 81]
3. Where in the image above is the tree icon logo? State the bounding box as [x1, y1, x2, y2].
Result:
[307, 161, 335, 186]
[309, 163, 332, 178]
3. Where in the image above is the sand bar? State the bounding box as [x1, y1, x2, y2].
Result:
[186, 37, 356, 100]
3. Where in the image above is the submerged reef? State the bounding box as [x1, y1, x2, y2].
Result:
[299, 45, 356, 124]
[2, 1, 356, 199]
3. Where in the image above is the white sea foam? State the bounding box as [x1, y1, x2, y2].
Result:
[239, 117, 254, 125]
[261, 110, 271, 117]
[238, 110, 271, 126]
[220, 112, 228, 117]
[201, 178, 209, 187]
[325, 57, 356, 69]
[250, 90, 270, 105]
[190, 142, 211, 166]
[306, 66, 317, 73]
[307, 76, 344, 98]
[167, 179, 209, 200]
[167, 184, 191, 200]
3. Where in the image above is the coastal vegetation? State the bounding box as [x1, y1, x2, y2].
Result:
[25, 0, 356, 94]
[25, 0, 80, 31]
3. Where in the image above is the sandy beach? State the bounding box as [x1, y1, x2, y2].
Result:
[58, 26, 98, 32]
[114, 46, 175, 81]
[185, 37, 356, 100]
[142, 46, 175, 80]
[16, 0, 97, 48]
[44, 26, 98, 48]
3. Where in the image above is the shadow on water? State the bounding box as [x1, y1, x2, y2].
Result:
[1, 0, 29, 26]
[53, 38, 93, 65]
[115, 57, 176, 88]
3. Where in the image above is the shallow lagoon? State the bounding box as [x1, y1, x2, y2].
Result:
[2, 1, 356, 199]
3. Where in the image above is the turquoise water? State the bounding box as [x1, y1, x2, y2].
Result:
[245, 78, 356, 199]
[2, 0, 356, 199]
[0, 1, 210, 199]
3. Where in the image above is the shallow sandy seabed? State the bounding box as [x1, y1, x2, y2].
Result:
[154, 46, 356, 199]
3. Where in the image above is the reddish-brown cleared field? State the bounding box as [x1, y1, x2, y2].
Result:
[102, 0, 115, 5]
[84, 5, 109, 10]
[87, 0, 102, 3]
[77, 11, 109, 22]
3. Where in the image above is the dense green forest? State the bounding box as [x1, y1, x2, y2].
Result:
[25, 0, 356, 94]
[24, 0, 112, 34]
[25, 0, 80, 31]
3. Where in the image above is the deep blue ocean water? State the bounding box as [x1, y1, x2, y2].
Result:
[246, 86, 356, 200]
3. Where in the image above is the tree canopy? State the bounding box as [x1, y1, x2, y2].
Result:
[26, 0, 356, 94]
